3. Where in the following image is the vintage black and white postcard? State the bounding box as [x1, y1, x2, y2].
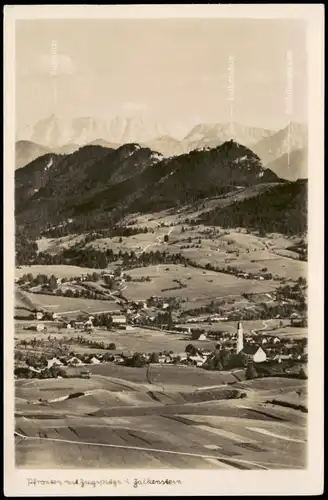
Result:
[3, 4, 324, 496]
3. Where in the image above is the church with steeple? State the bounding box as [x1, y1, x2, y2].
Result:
[235, 321, 267, 363]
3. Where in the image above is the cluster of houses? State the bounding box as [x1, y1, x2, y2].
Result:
[28, 305, 307, 366]
[30, 310, 128, 333]
[237, 272, 265, 280]
[175, 322, 307, 364]
[44, 350, 213, 370]
[17, 319, 308, 381]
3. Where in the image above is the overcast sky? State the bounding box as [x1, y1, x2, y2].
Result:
[16, 18, 307, 134]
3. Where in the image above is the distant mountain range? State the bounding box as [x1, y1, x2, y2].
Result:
[17, 115, 274, 153]
[265, 148, 308, 182]
[252, 122, 307, 161]
[16, 116, 307, 180]
[17, 114, 170, 150]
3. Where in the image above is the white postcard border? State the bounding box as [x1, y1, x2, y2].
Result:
[3, 4, 324, 496]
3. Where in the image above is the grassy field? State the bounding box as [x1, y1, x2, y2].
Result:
[16, 264, 105, 279]
[15, 414, 306, 469]
[86, 362, 240, 387]
[15, 290, 121, 315]
[80, 217, 306, 282]
[32, 211, 306, 286]
[262, 326, 308, 338]
[15, 371, 307, 469]
[81, 326, 219, 353]
[14, 323, 217, 353]
[175, 319, 288, 333]
[123, 264, 278, 302]
[36, 235, 85, 254]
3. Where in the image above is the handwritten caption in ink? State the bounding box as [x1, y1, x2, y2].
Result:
[27, 477, 183, 489]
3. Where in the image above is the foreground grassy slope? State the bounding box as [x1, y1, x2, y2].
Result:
[15, 374, 307, 469]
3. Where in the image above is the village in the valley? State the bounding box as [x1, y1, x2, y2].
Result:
[14, 266, 308, 381]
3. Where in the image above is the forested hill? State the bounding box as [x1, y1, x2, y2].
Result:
[199, 179, 307, 236]
[15, 140, 282, 235]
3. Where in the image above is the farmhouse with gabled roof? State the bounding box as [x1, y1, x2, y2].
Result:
[242, 344, 267, 363]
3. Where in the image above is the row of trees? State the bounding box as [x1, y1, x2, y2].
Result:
[29, 246, 192, 270]
[74, 335, 116, 350]
[41, 221, 154, 239]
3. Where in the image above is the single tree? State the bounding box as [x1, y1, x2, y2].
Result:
[149, 352, 159, 364]
[185, 344, 198, 356]
[245, 362, 258, 380]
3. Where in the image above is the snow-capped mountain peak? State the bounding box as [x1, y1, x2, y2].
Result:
[18, 114, 173, 149]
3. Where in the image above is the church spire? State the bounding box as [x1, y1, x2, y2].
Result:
[236, 321, 244, 354]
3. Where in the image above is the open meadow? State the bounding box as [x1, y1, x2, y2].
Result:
[15, 368, 307, 469]
[123, 264, 278, 302]
[15, 264, 107, 279]
[15, 289, 121, 316]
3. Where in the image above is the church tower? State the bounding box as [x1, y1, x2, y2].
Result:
[236, 321, 244, 353]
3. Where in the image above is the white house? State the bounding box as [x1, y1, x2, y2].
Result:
[242, 344, 267, 363]
[273, 337, 281, 344]
[36, 312, 43, 320]
[112, 315, 127, 324]
[191, 331, 207, 341]
[67, 356, 83, 366]
[36, 323, 45, 332]
[112, 316, 127, 329]
[47, 357, 63, 369]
